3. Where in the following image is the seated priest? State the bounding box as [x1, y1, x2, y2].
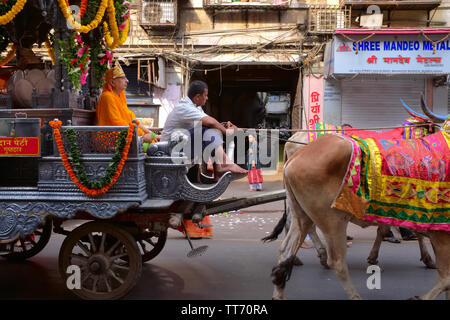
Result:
[95, 61, 159, 148]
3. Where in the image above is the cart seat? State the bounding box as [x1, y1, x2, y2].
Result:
[145, 138, 232, 203]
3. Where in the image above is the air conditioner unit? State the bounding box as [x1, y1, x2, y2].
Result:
[141, 1, 175, 25]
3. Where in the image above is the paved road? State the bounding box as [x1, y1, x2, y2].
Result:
[0, 172, 444, 300]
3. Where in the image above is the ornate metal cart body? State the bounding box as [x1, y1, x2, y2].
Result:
[0, 118, 285, 299]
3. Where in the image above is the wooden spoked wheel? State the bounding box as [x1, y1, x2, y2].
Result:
[2, 219, 52, 261]
[135, 229, 167, 262]
[58, 221, 142, 300]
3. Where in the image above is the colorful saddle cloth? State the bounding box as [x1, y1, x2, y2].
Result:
[307, 118, 426, 143]
[306, 123, 347, 143]
[332, 131, 450, 232]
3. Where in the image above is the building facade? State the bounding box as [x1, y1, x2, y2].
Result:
[308, 0, 450, 128]
[116, 0, 449, 130]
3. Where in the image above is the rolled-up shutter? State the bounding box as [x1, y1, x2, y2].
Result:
[341, 78, 426, 128]
[448, 84, 450, 115]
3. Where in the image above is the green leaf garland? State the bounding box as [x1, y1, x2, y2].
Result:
[65, 128, 128, 189]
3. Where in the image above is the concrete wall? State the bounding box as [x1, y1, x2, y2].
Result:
[152, 64, 183, 127]
[433, 0, 450, 27]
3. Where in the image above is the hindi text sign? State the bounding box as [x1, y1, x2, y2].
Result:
[0, 137, 40, 156]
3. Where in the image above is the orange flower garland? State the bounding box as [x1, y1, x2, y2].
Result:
[49, 119, 136, 196]
[80, 0, 87, 18]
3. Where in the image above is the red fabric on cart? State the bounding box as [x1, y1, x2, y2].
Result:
[176, 216, 213, 239]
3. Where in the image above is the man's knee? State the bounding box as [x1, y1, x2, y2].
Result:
[187, 126, 223, 162]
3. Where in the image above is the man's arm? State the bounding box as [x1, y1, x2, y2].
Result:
[138, 123, 150, 134]
[200, 116, 227, 135]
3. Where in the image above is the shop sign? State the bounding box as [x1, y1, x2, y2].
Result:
[0, 137, 40, 156]
[303, 75, 324, 127]
[332, 34, 450, 74]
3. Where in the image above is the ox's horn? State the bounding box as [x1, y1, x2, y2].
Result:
[420, 94, 446, 123]
[400, 99, 428, 121]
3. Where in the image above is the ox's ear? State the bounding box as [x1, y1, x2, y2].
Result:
[420, 94, 446, 123]
[400, 98, 428, 121]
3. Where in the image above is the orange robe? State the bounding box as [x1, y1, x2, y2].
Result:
[95, 86, 143, 136]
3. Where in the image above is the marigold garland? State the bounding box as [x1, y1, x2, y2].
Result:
[103, 20, 129, 49]
[0, 0, 27, 25]
[0, 44, 15, 67]
[56, 0, 108, 33]
[103, 0, 130, 49]
[106, 0, 120, 48]
[102, 21, 114, 48]
[49, 119, 136, 196]
[80, 0, 87, 18]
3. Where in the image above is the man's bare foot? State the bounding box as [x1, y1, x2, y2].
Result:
[215, 163, 247, 175]
[301, 242, 312, 249]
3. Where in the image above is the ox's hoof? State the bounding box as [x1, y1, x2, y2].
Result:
[293, 256, 303, 266]
[420, 254, 436, 269]
[318, 249, 329, 269]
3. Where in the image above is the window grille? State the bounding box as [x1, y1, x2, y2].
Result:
[308, 5, 351, 33]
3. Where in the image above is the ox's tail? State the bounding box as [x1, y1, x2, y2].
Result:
[261, 209, 288, 242]
[262, 147, 289, 243]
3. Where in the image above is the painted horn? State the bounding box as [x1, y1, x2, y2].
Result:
[400, 98, 428, 121]
[420, 94, 446, 123]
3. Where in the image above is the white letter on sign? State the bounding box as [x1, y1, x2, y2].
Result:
[366, 265, 381, 290]
[66, 265, 81, 290]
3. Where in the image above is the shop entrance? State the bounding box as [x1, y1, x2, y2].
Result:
[191, 65, 299, 129]
[191, 65, 299, 169]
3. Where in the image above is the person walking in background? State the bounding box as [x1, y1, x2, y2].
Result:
[247, 134, 263, 191]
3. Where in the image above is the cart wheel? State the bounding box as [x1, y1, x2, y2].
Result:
[1, 219, 52, 261]
[59, 221, 142, 300]
[136, 229, 167, 262]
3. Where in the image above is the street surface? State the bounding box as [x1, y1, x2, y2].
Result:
[0, 171, 444, 300]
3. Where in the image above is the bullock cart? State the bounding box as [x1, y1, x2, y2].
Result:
[0, 1, 288, 299]
[0, 118, 286, 299]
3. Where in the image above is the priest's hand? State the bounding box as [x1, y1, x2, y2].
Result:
[143, 132, 156, 143]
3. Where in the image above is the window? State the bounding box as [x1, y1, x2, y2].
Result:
[308, 5, 351, 33]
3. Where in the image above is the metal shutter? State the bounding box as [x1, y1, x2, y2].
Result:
[448, 84, 450, 115]
[341, 78, 426, 128]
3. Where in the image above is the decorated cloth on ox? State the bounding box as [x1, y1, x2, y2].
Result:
[306, 118, 426, 144]
[306, 123, 347, 142]
[332, 131, 450, 232]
